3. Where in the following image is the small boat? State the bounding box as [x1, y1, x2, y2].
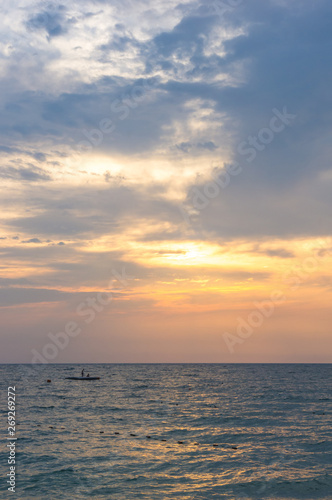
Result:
[65, 376, 100, 381]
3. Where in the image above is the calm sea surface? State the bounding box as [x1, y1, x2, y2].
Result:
[0, 364, 331, 499]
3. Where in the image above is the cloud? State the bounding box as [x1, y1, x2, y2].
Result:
[175, 141, 192, 153]
[0, 165, 51, 182]
[99, 25, 140, 54]
[25, 4, 72, 39]
[215, 0, 332, 187]
[31, 151, 47, 162]
[21, 238, 42, 244]
[147, 14, 215, 70]
[9, 211, 97, 237]
[175, 140, 218, 153]
[0, 0, 329, 176]
[197, 141, 217, 151]
[255, 248, 295, 259]
[4, 182, 183, 239]
[0, 286, 125, 307]
[0, 287, 71, 306]
[184, 174, 332, 239]
[0, 146, 20, 154]
[0, 277, 32, 286]
[0, 1, 331, 299]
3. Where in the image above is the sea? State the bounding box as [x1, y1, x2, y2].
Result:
[0, 364, 331, 499]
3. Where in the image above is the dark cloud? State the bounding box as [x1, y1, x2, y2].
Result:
[99, 27, 140, 54]
[31, 152, 47, 162]
[0, 146, 47, 162]
[0, 166, 51, 182]
[149, 14, 214, 60]
[249, 246, 295, 259]
[175, 141, 218, 153]
[22, 238, 42, 244]
[215, 0, 332, 188]
[0, 244, 75, 263]
[175, 141, 192, 153]
[0, 277, 31, 286]
[2, 77, 164, 155]
[4, 183, 183, 240]
[0, 286, 123, 307]
[0, 145, 20, 154]
[182, 173, 332, 239]
[0, 287, 71, 306]
[0, 0, 330, 244]
[104, 171, 126, 183]
[217, 270, 271, 282]
[138, 229, 186, 242]
[9, 211, 98, 237]
[25, 5, 72, 39]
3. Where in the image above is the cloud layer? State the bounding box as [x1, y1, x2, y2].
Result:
[1, 0, 332, 361]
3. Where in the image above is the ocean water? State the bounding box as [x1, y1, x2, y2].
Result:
[0, 364, 331, 499]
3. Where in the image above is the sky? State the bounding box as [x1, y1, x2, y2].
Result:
[1, 0, 331, 363]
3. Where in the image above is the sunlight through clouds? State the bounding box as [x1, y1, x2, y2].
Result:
[1, 0, 332, 361]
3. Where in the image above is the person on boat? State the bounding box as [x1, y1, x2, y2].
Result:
[87, 373, 90, 377]
[81, 369, 85, 377]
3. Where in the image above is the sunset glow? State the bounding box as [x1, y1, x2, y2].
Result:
[1, 0, 332, 363]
